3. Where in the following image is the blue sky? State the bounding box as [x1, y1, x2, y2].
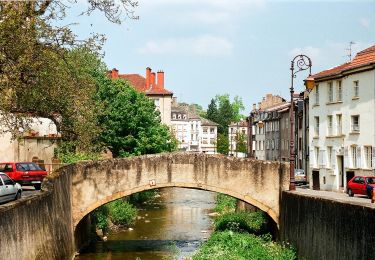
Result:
[66, 0, 375, 114]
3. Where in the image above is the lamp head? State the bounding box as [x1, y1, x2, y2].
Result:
[304, 77, 315, 93]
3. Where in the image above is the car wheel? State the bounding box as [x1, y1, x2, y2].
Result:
[348, 189, 354, 197]
[15, 191, 21, 200]
[34, 184, 41, 190]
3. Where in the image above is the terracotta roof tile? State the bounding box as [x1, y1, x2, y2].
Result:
[312, 44, 375, 79]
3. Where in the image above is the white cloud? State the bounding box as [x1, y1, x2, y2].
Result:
[138, 35, 233, 56]
[359, 17, 370, 28]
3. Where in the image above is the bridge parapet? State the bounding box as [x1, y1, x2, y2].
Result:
[71, 152, 290, 227]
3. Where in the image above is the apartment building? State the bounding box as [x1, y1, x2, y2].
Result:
[309, 45, 375, 191]
[228, 119, 248, 157]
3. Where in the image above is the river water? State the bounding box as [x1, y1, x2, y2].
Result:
[76, 188, 216, 260]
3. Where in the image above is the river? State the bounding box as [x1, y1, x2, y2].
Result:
[76, 187, 217, 260]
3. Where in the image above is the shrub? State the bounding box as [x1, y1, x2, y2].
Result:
[92, 205, 109, 231]
[193, 231, 296, 260]
[129, 189, 158, 205]
[214, 193, 237, 214]
[107, 199, 138, 226]
[215, 211, 267, 235]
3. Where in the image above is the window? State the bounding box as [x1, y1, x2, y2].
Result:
[210, 138, 215, 144]
[314, 116, 319, 136]
[365, 146, 372, 169]
[327, 115, 333, 136]
[0, 177, 3, 186]
[154, 99, 160, 107]
[0, 163, 13, 172]
[314, 84, 319, 105]
[351, 115, 360, 132]
[336, 114, 342, 135]
[328, 82, 333, 102]
[178, 114, 181, 119]
[172, 114, 177, 119]
[1, 174, 13, 185]
[327, 146, 332, 168]
[210, 128, 215, 134]
[337, 81, 342, 101]
[183, 114, 187, 120]
[203, 127, 208, 134]
[351, 146, 357, 168]
[353, 81, 359, 98]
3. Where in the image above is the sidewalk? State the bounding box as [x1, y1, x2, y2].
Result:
[294, 187, 375, 208]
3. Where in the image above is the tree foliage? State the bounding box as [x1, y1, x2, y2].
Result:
[95, 74, 177, 157]
[217, 133, 229, 155]
[235, 133, 248, 154]
[0, 1, 137, 148]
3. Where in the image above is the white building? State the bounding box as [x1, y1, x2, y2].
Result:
[201, 118, 218, 154]
[309, 45, 375, 191]
[228, 120, 249, 157]
[171, 99, 218, 153]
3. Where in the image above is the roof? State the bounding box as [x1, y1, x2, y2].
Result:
[312, 44, 375, 80]
[229, 120, 248, 127]
[200, 117, 219, 126]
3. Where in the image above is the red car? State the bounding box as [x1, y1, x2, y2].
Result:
[347, 176, 375, 198]
[0, 162, 47, 190]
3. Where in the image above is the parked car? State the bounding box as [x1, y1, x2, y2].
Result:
[0, 162, 47, 190]
[295, 169, 307, 185]
[0, 173, 22, 204]
[347, 176, 375, 198]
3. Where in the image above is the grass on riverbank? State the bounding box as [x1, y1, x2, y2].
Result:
[214, 193, 237, 214]
[193, 231, 295, 260]
[215, 211, 268, 235]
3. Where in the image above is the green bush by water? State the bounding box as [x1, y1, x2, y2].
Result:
[214, 211, 268, 235]
[193, 231, 296, 260]
[214, 193, 237, 214]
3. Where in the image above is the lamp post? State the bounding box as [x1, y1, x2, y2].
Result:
[289, 55, 313, 191]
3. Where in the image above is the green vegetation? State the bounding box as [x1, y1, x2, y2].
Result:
[129, 190, 158, 205]
[215, 212, 268, 235]
[92, 199, 138, 232]
[193, 231, 296, 260]
[214, 194, 237, 214]
[205, 94, 245, 154]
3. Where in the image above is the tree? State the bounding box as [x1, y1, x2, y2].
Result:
[206, 99, 219, 123]
[0, 1, 138, 148]
[217, 133, 229, 155]
[94, 74, 177, 157]
[235, 133, 247, 154]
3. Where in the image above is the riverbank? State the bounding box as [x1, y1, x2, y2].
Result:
[191, 194, 296, 259]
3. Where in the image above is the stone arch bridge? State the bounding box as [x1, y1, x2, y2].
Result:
[70, 152, 289, 228]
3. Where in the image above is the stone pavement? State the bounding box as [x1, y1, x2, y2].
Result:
[295, 187, 375, 208]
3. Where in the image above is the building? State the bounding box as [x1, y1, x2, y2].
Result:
[171, 98, 218, 153]
[309, 45, 375, 191]
[228, 120, 248, 157]
[201, 118, 218, 154]
[108, 67, 173, 126]
[249, 94, 286, 161]
[0, 118, 61, 166]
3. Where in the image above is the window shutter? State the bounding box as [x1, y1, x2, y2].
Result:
[372, 147, 375, 168]
[356, 146, 362, 169]
[332, 149, 337, 168]
[344, 147, 349, 168]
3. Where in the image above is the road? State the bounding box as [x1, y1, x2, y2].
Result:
[22, 186, 41, 198]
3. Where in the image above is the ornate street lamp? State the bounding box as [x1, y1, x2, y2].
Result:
[289, 55, 313, 191]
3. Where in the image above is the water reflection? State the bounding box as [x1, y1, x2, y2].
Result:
[76, 187, 216, 260]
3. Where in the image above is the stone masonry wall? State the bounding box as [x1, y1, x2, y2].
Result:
[0, 165, 75, 260]
[280, 191, 375, 260]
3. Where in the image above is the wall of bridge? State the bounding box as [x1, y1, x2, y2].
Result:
[0, 165, 75, 260]
[71, 153, 290, 228]
[280, 191, 375, 260]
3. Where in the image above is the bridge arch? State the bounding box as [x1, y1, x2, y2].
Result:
[70, 153, 289, 228]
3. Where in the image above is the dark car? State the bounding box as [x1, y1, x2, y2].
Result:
[0, 162, 47, 190]
[347, 176, 375, 198]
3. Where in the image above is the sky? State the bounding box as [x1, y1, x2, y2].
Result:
[65, 0, 375, 114]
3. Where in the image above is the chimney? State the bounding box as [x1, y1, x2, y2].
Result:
[146, 67, 151, 89]
[151, 72, 156, 88]
[111, 68, 119, 78]
[172, 97, 177, 107]
[157, 70, 164, 89]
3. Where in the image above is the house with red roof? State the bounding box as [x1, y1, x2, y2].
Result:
[308, 44, 375, 192]
[108, 67, 173, 126]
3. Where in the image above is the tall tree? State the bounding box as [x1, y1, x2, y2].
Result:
[206, 99, 219, 123]
[0, 1, 137, 148]
[94, 74, 177, 157]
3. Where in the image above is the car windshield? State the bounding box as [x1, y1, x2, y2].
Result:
[16, 163, 43, 171]
[0, 163, 13, 172]
[366, 177, 375, 184]
[295, 170, 305, 176]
